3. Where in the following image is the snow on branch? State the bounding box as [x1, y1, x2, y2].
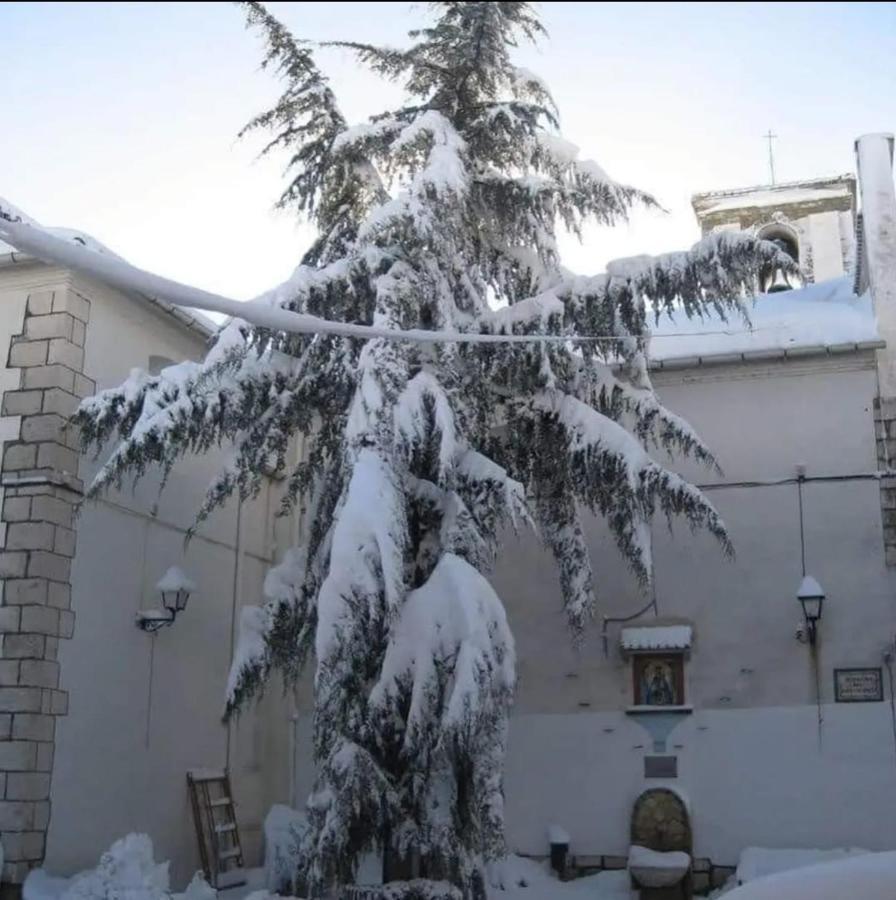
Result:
[456, 449, 532, 536]
[224, 548, 316, 716]
[370, 552, 515, 746]
[529, 390, 729, 582]
[573, 357, 718, 469]
[564, 230, 799, 353]
[0, 202, 791, 356]
[604, 230, 800, 319]
[0, 203, 605, 347]
[314, 449, 407, 664]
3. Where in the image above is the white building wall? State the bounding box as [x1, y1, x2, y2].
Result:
[505, 703, 896, 864]
[808, 211, 846, 281]
[12, 272, 298, 884]
[486, 353, 896, 864]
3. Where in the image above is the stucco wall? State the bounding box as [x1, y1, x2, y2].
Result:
[482, 352, 896, 861]
[17, 272, 297, 884]
[504, 703, 896, 864]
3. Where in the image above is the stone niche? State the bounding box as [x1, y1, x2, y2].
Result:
[630, 788, 692, 899]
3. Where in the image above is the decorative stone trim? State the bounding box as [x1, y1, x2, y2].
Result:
[0, 289, 89, 886]
[873, 396, 896, 566]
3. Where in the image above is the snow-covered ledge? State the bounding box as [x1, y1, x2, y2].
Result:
[621, 624, 692, 654]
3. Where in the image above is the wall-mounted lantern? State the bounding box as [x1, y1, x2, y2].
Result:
[136, 566, 196, 633]
[796, 575, 825, 646]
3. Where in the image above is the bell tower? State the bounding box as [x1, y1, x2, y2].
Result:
[691, 174, 857, 288]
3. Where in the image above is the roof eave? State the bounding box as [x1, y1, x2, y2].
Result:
[649, 338, 885, 371]
[0, 252, 215, 342]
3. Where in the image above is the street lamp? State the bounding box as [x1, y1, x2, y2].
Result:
[136, 566, 196, 633]
[796, 575, 825, 646]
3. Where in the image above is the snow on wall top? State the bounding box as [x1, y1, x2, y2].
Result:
[620, 624, 692, 651]
[700, 187, 850, 216]
[691, 174, 855, 218]
[0, 201, 217, 338]
[649, 277, 880, 366]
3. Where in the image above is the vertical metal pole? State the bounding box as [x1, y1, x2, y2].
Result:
[226, 499, 244, 770]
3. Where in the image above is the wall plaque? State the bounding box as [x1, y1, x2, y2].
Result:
[644, 755, 678, 778]
[834, 667, 883, 703]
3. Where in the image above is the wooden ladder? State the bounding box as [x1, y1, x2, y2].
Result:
[187, 769, 247, 890]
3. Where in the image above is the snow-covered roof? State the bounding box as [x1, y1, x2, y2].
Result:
[700, 187, 850, 216]
[648, 277, 882, 369]
[621, 624, 692, 651]
[692, 174, 856, 218]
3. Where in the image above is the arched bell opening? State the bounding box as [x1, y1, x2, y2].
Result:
[757, 222, 802, 294]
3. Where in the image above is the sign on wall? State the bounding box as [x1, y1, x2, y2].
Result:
[833, 667, 884, 703]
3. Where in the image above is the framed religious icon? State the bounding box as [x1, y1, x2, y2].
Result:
[633, 655, 685, 707]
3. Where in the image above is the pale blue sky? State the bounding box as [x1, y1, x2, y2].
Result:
[2, 2, 894, 300]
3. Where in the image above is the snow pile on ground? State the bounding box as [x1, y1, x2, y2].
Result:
[735, 845, 869, 884]
[487, 855, 629, 900]
[723, 851, 896, 899]
[263, 805, 307, 893]
[650, 277, 878, 362]
[23, 835, 216, 900]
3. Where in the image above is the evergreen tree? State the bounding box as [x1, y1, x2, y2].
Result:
[75, 3, 796, 897]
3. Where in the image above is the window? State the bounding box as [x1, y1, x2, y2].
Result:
[633, 655, 685, 707]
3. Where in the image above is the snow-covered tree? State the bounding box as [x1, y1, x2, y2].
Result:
[74, 2, 796, 897]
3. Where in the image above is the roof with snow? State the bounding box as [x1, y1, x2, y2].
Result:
[692, 173, 856, 219]
[621, 624, 693, 652]
[648, 276, 881, 370]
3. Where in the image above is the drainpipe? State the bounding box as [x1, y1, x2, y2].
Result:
[288, 702, 299, 809]
[287, 431, 307, 808]
[225, 498, 245, 770]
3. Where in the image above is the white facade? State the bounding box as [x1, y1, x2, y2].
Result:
[494, 352, 896, 865]
[0, 261, 296, 885]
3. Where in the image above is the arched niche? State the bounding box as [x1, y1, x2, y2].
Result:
[630, 787, 692, 854]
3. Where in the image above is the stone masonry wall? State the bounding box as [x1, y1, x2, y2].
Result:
[874, 396, 896, 566]
[0, 288, 93, 886]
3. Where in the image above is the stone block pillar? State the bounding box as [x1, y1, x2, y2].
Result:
[0, 288, 93, 886]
